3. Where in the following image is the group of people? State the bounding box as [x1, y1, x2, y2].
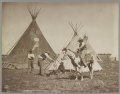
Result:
[58, 37, 94, 80]
[27, 36, 94, 80]
[60, 38, 90, 67]
[27, 50, 53, 75]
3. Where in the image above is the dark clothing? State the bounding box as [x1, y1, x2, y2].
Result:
[58, 62, 65, 73]
[78, 42, 87, 67]
[38, 53, 51, 75]
[41, 53, 47, 60]
[78, 59, 86, 67]
[38, 53, 47, 67]
[38, 58, 44, 75]
[88, 57, 94, 71]
[79, 43, 87, 51]
[28, 59, 34, 73]
[67, 55, 78, 67]
[88, 62, 93, 71]
[90, 59, 94, 64]
[38, 59, 42, 66]
[28, 60, 34, 68]
[38, 53, 47, 66]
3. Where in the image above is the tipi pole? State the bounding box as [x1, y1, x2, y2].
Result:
[7, 38, 20, 55]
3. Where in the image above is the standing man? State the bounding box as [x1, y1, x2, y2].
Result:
[38, 51, 53, 75]
[27, 49, 35, 74]
[88, 55, 94, 79]
[77, 38, 87, 67]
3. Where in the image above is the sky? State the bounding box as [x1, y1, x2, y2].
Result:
[2, 2, 119, 59]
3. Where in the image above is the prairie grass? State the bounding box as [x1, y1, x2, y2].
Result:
[2, 61, 119, 93]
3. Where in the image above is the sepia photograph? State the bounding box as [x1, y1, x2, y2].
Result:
[1, 1, 119, 93]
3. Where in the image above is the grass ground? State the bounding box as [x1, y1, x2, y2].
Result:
[2, 60, 119, 93]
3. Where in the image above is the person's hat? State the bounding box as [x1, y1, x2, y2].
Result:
[62, 48, 67, 51]
[28, 49, 32, 52]
[78, 38, 83, 42]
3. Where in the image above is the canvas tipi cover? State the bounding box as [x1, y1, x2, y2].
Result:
[7, 8, 56, 65]
[48, 23, 102, 72]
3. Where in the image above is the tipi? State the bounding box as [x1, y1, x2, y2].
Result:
[6, 8, 56, 69]
[48, 22, 102, 72]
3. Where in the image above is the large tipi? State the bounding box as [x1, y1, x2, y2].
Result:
[48, 22, 102, 72]
[6, 8, 56, 68]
